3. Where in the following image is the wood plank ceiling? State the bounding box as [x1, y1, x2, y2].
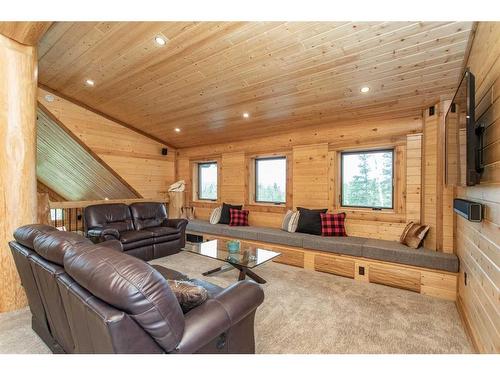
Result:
[38, 22, 474, 148]
[37, 106, 139, 200]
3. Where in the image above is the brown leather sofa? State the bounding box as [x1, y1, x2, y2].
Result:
[84, 202, 188, 260]
[9, 224, 264, 354]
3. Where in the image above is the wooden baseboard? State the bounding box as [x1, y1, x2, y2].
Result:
[187, 231, 458, 301]
[456, 295, 480, 353]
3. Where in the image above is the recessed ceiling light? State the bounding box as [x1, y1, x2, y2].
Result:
[155, 36, 167, 46]
[85, 79, 95, 87]
[242, 112, 250, 118]
[44, 94, 55, 102]
[360, 86, 370, 93]
[174, 128, 181, 132]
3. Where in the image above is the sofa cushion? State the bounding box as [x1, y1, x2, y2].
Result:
[85, 204, 135, 233]
[120, 230, 154, 244]
[256, 227, 305, 247]
[13, 224, 59, 249]
[363, 239, 459, 273]
[63, 243, 185, 352]
[129, 202, 168, 230]
[148, 226, 180, 237]
[302, 234, 365, 257]
[33, 231, 92, 265]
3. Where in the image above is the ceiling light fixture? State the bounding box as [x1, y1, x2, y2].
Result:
[44, 94, 55, 102]
[360, 86, 370, 93]
[242, 112, 250, 118]
[155, 36, 167, 46]
[85, 79, 95, 87]
[174, 128, 181, 133]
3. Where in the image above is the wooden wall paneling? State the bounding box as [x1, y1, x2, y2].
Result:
[406, 134, 423, 223]
[0, 22, 52, 45]
[38, 88, 176, 199]
[454, 21, 500, 353]
[369, 264, 421, 292]
[221, 152, 246, 204]
[292, 143, 329, 209]
[0, 34, 37, 312]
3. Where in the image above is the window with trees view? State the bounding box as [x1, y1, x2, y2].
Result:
[255, 157, 286, 204]
[198, 162, 217, 200]
[341, 149, 394, 209]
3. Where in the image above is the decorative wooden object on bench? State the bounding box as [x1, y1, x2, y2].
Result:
[187, 231, 458, 301]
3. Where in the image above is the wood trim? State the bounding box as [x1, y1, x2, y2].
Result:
[37, 102, 143, 199]
[456, 295, 480, 353]
[0, 22, 52, 45]
[188, 230, 458, 301]
[38, 84, 174, 149]
[460, 22, 478, 80]
[190, 158, 221, 203]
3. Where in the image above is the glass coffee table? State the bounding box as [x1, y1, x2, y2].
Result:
[183, 239, 281, 284]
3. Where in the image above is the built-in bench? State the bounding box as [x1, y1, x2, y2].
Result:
[186, 219, 459, 301]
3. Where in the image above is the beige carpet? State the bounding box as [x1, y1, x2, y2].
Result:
[0, 252, 472, 354]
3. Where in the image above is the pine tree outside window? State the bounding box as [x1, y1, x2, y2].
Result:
[255, 157, 286, 204]
[341, 149, 394, 209]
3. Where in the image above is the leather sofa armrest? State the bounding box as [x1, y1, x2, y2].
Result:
[163, 219, 188, 231]
[87, 227, 120, 243]
[98, 240, 123, 252]
[174, 280, 264, 353]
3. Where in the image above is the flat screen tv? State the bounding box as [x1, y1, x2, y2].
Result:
[445, 69, 482, 186]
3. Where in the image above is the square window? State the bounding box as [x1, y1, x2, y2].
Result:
[341, 150, 394, 209]
[255, 157, 286, 204]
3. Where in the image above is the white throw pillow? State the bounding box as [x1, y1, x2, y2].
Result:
[209, 206, 222, 224]
[281, 210, 300, 232]
[281, 210, 293, 231]
[287, 211, 300, 232]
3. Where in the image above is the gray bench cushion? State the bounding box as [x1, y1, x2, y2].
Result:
[187, 220, 224, 235]
[302, 234, 365, 257]
[256, 227, 305, 247]
[362, 239, 458, 273]
[186, 219, 458, 273]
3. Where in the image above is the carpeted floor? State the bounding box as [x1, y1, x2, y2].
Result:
[0, 251, 472, 354]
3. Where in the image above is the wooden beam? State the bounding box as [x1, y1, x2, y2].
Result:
[37, 102, 144, 199]
[0, 22, 52, 46]
[38, 84, 176, 149]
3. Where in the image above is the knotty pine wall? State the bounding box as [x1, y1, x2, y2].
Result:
[454, 22, 500, 353]
[177, 116, 423, 241]
[37, 88, 176, 200]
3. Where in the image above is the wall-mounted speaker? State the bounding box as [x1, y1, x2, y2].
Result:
[453, 198, 483, 222]
[161, 148, 168, 155]
[429, 106, 435, 116]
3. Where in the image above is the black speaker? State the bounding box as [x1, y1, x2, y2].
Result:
[453, 198, 483, 222]
[161, 148, 168, 155]
[429, 106, 435, 116]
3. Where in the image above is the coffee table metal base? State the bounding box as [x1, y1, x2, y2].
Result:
[202, 264, 267, 284]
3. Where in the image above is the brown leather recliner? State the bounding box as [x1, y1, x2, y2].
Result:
[9, 225, 264, 354]
[84, 202, 187, 260]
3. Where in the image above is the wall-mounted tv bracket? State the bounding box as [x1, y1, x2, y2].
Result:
[475, 122, 485, 173]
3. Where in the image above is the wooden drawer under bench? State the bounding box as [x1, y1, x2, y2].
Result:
[186, 231, 458, 301]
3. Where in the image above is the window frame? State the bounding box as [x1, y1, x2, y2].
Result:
[196, 161, 218, 201]
[340, 148, 395, 210]
[253, 155, 287, 205]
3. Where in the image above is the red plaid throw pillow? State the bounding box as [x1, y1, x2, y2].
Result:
[320, 212, 347, 236]
[229, 208, 249, 226]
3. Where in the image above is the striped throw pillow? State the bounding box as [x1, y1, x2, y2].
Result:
[281, 210, 300, 232]
[209, 206, 222, 224]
